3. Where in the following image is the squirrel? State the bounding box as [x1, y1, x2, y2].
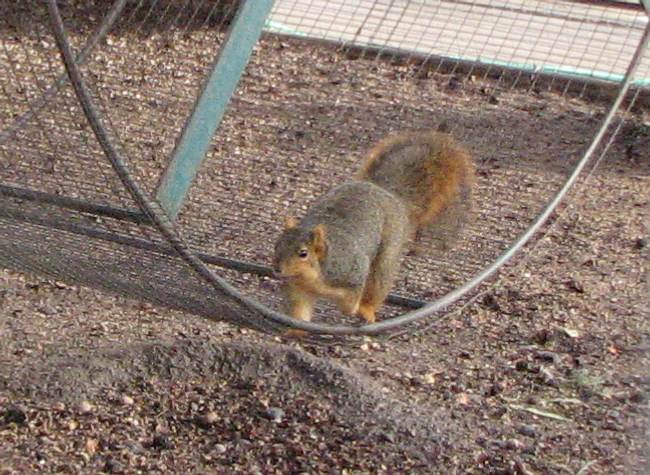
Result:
[273, 128, 474, 329]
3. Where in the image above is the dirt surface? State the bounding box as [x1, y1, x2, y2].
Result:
[1, 2, 650, 474]
[1, 137, 649, 473]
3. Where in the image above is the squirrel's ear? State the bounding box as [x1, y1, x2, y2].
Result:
[311, 224, 327, 260]
[284, 216, 297, 229]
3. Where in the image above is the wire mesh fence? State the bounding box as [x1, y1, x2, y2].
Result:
[0, 0, 648, 337]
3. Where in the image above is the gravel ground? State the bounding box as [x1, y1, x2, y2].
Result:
[1, 2, 649, 474]
[1, 129, 648, 473]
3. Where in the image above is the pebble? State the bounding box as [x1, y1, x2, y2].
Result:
[151, 433, 173, 450]
[635, 237, 647, 249]
[121, 395, 134, 406]
[3, 406, 27, 425]
[515, 360, 529, 372]
[214, 443, 227, 454]
[85, 438, 99, 454]
[104, 458, 124, 473]
[196, 411, 219, 428]
[420, 373, 436, 385]
[37, 305, 56, 316]
[78, 400, 93, 414]
[504, 438, 524, 450]
[534, 351, 559, 364]
[265, 407, 284, 423]
[518, 424, 538, 438]
[123, 440, 145, 454]
[539, 366, 559, 387]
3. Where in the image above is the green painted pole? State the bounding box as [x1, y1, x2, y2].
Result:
[156, 0, 275, 219]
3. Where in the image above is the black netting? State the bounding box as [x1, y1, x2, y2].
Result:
[0, 0, 648, 337]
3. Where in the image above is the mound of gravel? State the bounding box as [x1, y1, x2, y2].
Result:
[1, 340, 461, 473]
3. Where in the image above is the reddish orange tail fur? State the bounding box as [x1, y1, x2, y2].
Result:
[358, 130, 474, 230]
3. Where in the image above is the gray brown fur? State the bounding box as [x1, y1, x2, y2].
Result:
[276, 181, 411, 290]
[273, 130, 474, 324]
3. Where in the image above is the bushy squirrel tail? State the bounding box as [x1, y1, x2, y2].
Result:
[358, 127, 474, 232]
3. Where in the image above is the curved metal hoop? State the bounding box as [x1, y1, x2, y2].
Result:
[45, 0, 650, 336]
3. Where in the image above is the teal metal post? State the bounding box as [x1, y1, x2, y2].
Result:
[156, 0, 275, 219]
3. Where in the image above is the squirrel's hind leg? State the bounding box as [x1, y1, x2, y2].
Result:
[359, 238, 405, 324]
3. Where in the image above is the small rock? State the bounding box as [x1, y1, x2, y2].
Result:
[104, 457, 124, 473]
[490, 406, 507, 419]
[482, 293, 500, 311]
[602, 420, 624, 431]
[85, 438, 99, 454]
[196, 411, 219, 428]
[265, 407, 284, 423]
[485, 381, 504, 397]
[123, 440, 144, 454]
[455, 393, 470, 406]
[539, 366, 559, 387]
[634, 237, 647, 249]
[3, 406, 27, 425]
[126, 417, 139, 427]
[515, 360, 529, 372]
[37, 305, 56, 316]
[517, 424, 538, 438]
[238, 438, 253, 450]
[214, 443, 227, 454]
[151, 434, 172, 450]
[630, 390, 648, 404]
[77, 400, 93, 414]
[565, 278, 585, 293]
[504, 438, 524, 450]
[121, 395, 134, 406]
[447, 76, 461, 90]
[530, 328, 552, 345]
[525, 395, 538, 405]
[419, 373, 436, 385]
[534, 351, 559, 364]
[52, 402, 66, 412]
[561, 327, 580, 338]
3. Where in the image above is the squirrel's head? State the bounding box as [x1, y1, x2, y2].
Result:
[273, 217, 327, 282]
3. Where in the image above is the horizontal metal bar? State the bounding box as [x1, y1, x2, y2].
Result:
[0, 183, 150, 224]
[0, 201, 427, 310]
[565, 0, 645, 12]
[266, 31, 650, 95]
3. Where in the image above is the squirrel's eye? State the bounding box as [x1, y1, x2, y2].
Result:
[298, 249, 308, 258]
